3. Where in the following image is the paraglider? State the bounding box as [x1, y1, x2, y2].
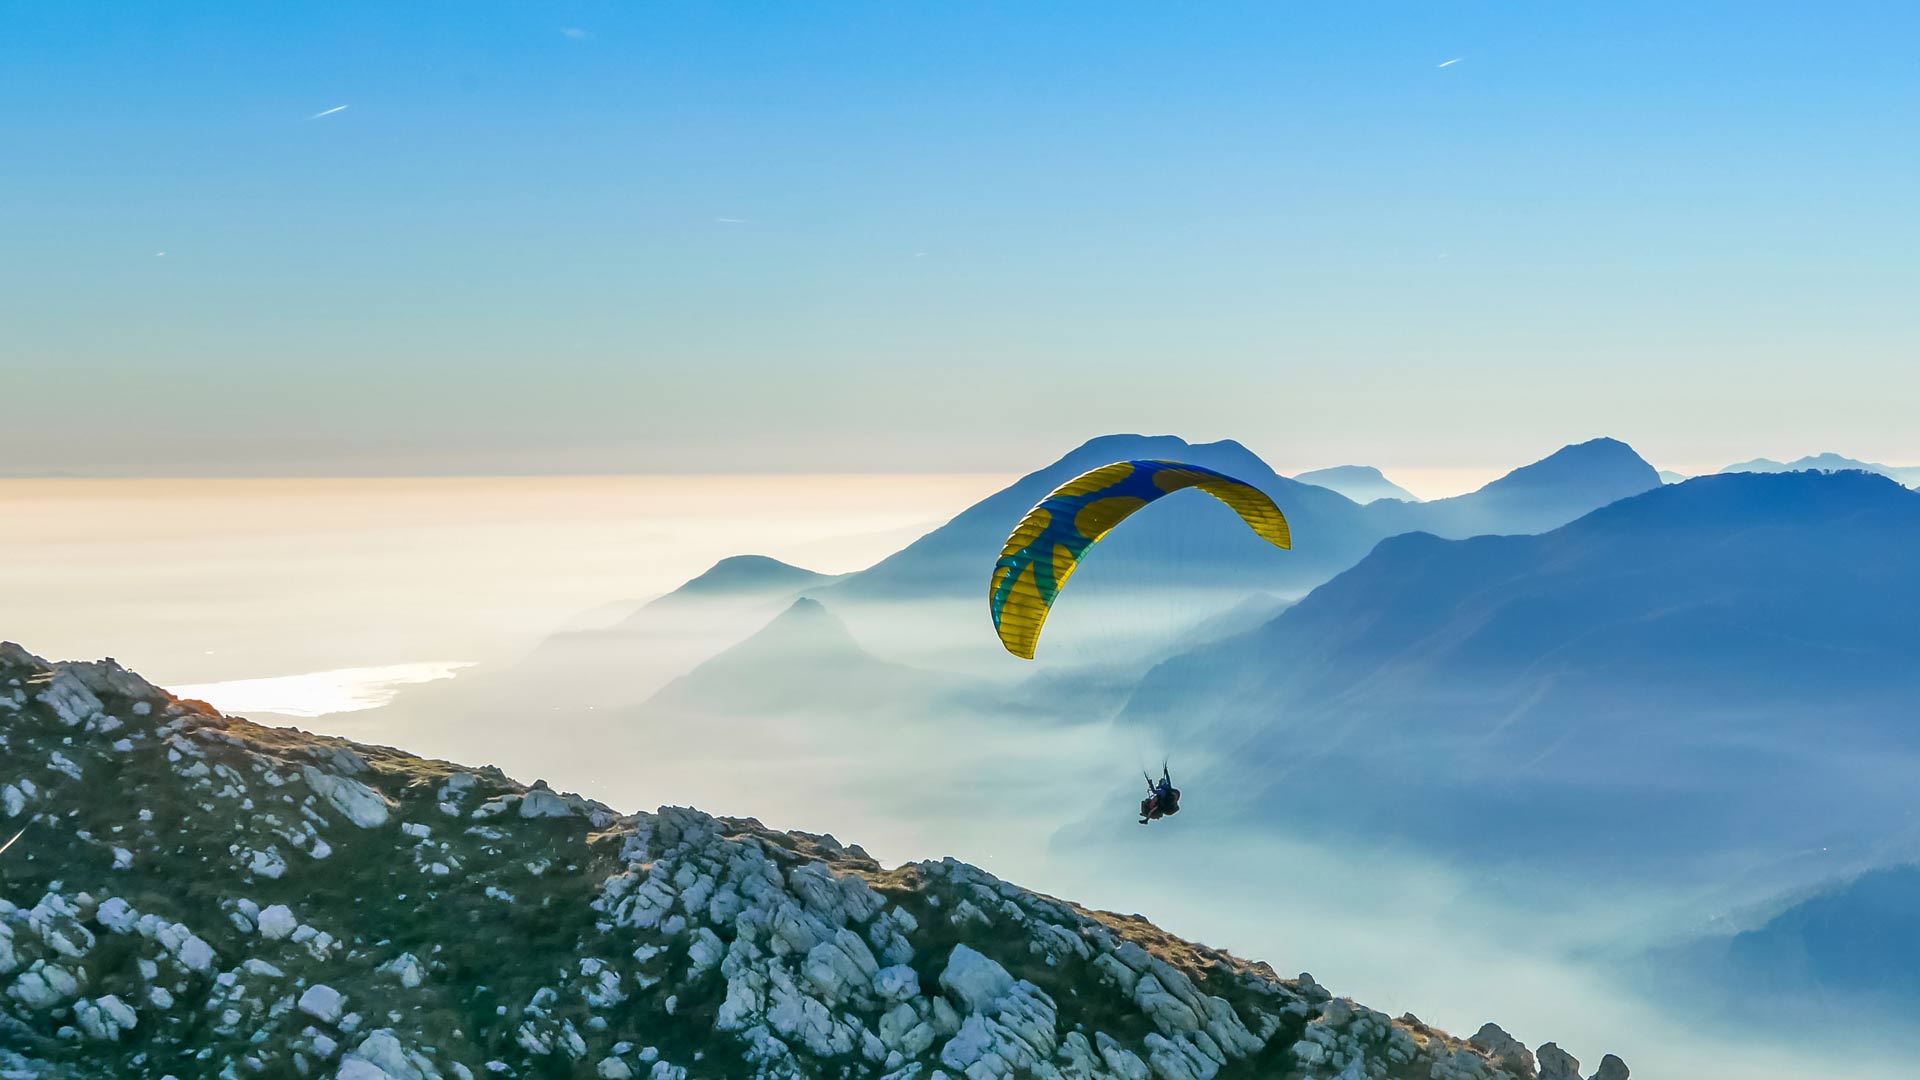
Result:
[987, 459, 1291, 660]
[1140, 765, 1180, 825]
[987, 458, 1290, 829]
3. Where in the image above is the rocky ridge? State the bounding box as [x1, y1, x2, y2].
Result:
[0, 643, 1622, 1079]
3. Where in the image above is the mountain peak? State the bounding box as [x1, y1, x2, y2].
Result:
[776, 593, 831, 620]
[673, 554, 831, 597]
[732, 596, 864, 658]
[648, 596, 966, 715]
[1050, 433, 1277, 473]
[1478, 437, 1655, 495]
[1070, 432, 1191, 451]
[1294, 465, 1421, 504]
[1351, 437, 1661, 540]
[831, 433, 1353, 599]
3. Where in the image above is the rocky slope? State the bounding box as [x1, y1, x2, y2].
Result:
[0, 643, 1623, 1080]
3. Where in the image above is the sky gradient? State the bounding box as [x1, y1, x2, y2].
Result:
[6, 3, 1918, 476]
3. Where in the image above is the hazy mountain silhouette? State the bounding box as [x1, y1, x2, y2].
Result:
[1718, 865, 1920, 1006]
[655, 553, 838, 599]
[1126, 470, 1920, 869]
[1721, 453, 1920, 487]
[486, 434, 1665, 697]
[647, 597, 968, 715]
[669, 596, 869, 674]
[1364, 437, 1660, 539]
[1656, 864, 1920, 1029]
[1293, 465, 1421, 504]
[506, 555, 840, 702]
[424, 433, 1667, 755]
[830, 435, 1376, 602]
[829, 434, 1660, 606]
[1183, 592, 1293, 644]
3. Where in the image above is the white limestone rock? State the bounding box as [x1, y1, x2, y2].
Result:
[256, 904, 298, 941]
[518, 784, 573, 819]
[95, 897, 139, 935]
[938, 944, 1013, 1013]
[72, 995, 130, 1041]
[8, 961, 82, 1009]
[340, 1029, 437, 1079]
[299, 983, 345, 1025]
[247, 846, 288, 879]
[874, 964, 920, 1003]
[175, 934, 216, 974]
[1134, 972, 1203, 1033]
[301, 765, 391, 828]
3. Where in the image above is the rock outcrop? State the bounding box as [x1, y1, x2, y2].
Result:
[0, 643, 1625, 1078]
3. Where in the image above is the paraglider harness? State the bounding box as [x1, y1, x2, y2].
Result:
[1139, 766, 1180, 825]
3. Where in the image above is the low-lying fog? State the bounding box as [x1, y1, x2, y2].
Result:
[0, 475, 1006, 687]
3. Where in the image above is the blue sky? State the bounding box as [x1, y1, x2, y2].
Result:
[5, 3, 1917, 476]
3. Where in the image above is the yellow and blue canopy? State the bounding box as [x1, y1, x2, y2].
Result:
[989, 459, 1291, 659]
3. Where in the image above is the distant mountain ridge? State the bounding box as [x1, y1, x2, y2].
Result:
[1719, 864, 1920, 1006]
[1652, 862, 1920, 1036]
[1292, 465, 1420, 504]
[831, 435, 1377, 602]
[1721, 452, 1920, 487]
[1362, 438, 1661, 540]
[825, 434, 1661, 608]
[547, 436, 1659, 641]
[667, 554, 839, 598]
[470, 433, 1667, 724]
[510, 556, 838, 703]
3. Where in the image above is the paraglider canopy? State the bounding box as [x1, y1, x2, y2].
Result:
[988, 459, 1291, 659]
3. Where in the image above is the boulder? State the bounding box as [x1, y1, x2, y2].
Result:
[1590, 1053, 1629, 1080]
[300, 766, 390, 828]
[1470, 1022, 1536, 1078]
[1537, 1042, 1581, 1080]
[939, 944, 1013, 1013]
[256, 904, 298, 941]
[298, 984, 344, 1025]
